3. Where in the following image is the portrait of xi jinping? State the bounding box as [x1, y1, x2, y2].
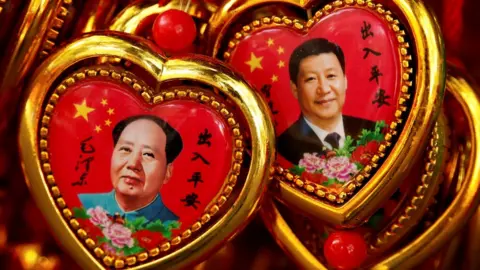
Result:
[277, 38, 376, 166]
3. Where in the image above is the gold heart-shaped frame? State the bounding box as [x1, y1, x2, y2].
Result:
[19, 32, 275, 269]
[259, 65, 480, 269]
[208, 0, 445, 227]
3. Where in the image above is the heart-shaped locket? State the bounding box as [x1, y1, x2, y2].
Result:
[19, 33, 275, 269]
[210, 0, 445, 226]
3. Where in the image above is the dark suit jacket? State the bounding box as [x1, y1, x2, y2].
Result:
[277, 115, 376, 165]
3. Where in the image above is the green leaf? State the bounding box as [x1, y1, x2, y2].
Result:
[375, 120, 387, 130]
[73, 207, 90, 219]
[145, 220, 167, 232]
[289, 165, 305, 176]
[97, 236, 109, 244]
[164, 220, 181, 230]
[132, 217, 147, 230]
[335, 136, 355, 156]
[321, 178, 337, 187]
[355, 162, 365, 171]
[124, 220, 135, 231]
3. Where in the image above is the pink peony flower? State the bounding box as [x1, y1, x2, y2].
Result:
[102, 223, 134, 249]
[322, 156, 358, 182]
[102, 243, 121, 256]
[87, 206, 111, 227]
[299, 153, 326, 173]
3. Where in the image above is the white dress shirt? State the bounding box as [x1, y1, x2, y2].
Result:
[303, 116, 346, 150]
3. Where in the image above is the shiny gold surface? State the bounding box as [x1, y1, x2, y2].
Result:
[19, 33, 275, 269]
[261, 198, 327, 270]
[223, 2, 414, 208]
[371, 69, 480, 269]
[210, 0, 445, 227]
[369, 117, 448, 254]
[260, 114, 448, 269]
[73, 0, 119, 35]
[207, 0, 308, 58]
[38, 0, 74, 59]
[0, 0, 61, 134]
[275, 0, 444, 227]
[37, 66, 246, 267]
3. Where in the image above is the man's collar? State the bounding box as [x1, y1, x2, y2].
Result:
[302, 115, 346, 142]
[112, 190, 163, 214]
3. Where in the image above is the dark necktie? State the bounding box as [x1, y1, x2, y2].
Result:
[324, 132, 341, 149]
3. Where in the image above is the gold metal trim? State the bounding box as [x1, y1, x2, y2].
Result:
[19, 33, 275, 270]
[214, 0, 444, 227]
[270, 115, 446, 263]
[269, 1, 412, 204]
[39, 0, 73, 59]
[38, 66, 244, 268]
[370, 68, 480, 269]
[0, 0, 62, 135]
[369, 116, 447, 253]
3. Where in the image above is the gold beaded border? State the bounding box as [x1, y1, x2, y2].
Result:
[38, 66, 244, 269]
[223, 0, 413, 204]
[39, 0, 73, 59]
[295, 122, 441, 258]
[369, 122, 441, 252]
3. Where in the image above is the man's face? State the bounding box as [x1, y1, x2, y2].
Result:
[110, 119, 171, 200]
[292, 52, 347, 124]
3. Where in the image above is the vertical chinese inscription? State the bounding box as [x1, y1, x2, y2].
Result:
[181, 129, 215, 209]
[360, 20, 391, 108]
[72, 136, 95, 186]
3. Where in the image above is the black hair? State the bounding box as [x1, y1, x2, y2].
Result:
[289, 38, 345, 85]
[112, 115, 183, 164]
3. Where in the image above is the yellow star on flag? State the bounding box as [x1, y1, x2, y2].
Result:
[104, 119, 112, 127]
[101, 99, 108, 106]
[278, 60, 285, 68]
[245, 52, 263, 72]
[271, 74, 279, 82]
[107, 108, 115, 115]
[277, 46, 285, 55]
[73, 99, 95, 121]
[95, 125, 102, 133]
[267, 38, 275, 47]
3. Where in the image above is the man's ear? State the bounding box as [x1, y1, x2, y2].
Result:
[290, 81, 299, 99]
[164, 163, 173, 184]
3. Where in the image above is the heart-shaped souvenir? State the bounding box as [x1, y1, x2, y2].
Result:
[210, 0, 445, 226]
[19, 33, 275, 269]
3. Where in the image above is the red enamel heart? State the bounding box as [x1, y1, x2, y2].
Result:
[224, 5, 407, 202]
[47, 74, 236, 258]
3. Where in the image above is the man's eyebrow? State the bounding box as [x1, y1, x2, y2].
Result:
[118, 140, 134, 145]
[142, 145, 160, 152]
[325, 67, 339, 71]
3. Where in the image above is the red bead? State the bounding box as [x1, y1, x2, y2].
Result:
[152, 9, 197, 52]
[324, 231, 368, 270]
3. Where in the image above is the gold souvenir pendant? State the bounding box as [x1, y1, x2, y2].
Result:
[18, 33, 275, 269]
[259, 62, 480, 269]
[208, 0, 445, 227]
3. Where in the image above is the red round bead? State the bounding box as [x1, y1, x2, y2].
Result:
[323, 231, 368, 270]
[152, 9, 197, 52]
